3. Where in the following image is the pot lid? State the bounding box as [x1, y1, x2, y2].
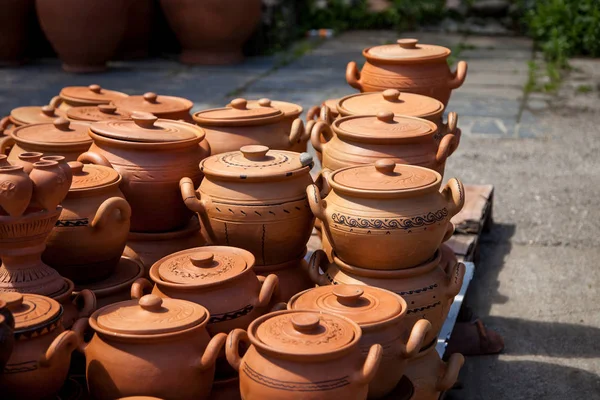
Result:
[66, 104, 132, 122]
[93, 294, 207, 335]
[324, 98, 340, 115]
[12, 118, 92, 146]
[0, 292, 61, 332]
[200, 145, 313, 181]
[60, 84, 128, 105]
[365, 39, 450, 62]
[334, 112, 437, 141]
[10, 105, 66, 125]
[288, 285, 404, 326]
[68, 161, 120, 190]
[90, 112, 203, 143]
[113, 92, 193, 116]
[193, 98, 284, 126]
[337, 90, 444, 119]
[252, 311, 358, 356]
[236, 98, 303, 118]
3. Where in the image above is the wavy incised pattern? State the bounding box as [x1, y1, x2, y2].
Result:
[331, 208, 448, 230]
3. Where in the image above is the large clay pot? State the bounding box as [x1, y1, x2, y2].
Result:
[226, 310, 383, 400]
[75, 294, 227, 400]
[0, 0, 34, 65]
[0, 165, 32, 217]
[0, 293, 82, 400]
[0, 299, 15, 372]
[307, 248, 465, 348]
[253, 250, 312, 303]
[116, 0, 154, 59]
[180, 145, 314, 266]
[193, 98, 308, 156]
[78, 113, 208, 233]
[36, 0, 128, 72]
[287, 285, 431, 399]
[49, 85, 129, 111]
[307, 160, 464, 270]
[346, 38, 468, 106]
[114, 92, 194, 122]
[160, 0, 262, 65]
[43, 161, 131, 283]
[67, 104, 132, 122]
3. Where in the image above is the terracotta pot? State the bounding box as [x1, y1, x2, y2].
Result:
[160, 0, 262, 65]
[52, 278, 96, 330]
[181, 145, 314, 266]
[113, 92, 194, 122]
[0, 300, 15, 372]
[0, 165, 32, 217]
[67, 104, 132, 122]
[405, 342, 464, 400]
[288, 285, 431, 399]
[1, 106, 66, 140]
[193, 98, 308, 156]
[36, 0, 127, 72]
[49, 85, 129, 111]
[346, 38, 468, 106]
[76, 294, 227, 400]
[40, 155, 73, 188]
[226, 310, 383, 400]
[0, 292, 82, 400]
[13, 151, 42, 174]
[78, 113, 207, 232]
[43, 161, 131, 283]
[307, 160, 463, 270]
[307, 248, 465, 348]
[253, 250, 312, 303]
[0, 0, 34, 65]
[116, 0, 154, 59]
[311, 112, 459, 177]
[29, 160, 70, 211]
[210, 376, 241, 400]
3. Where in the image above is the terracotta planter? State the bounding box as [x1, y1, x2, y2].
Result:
[78, 113, 208, 232]
[288, 285, 431, 399]
[226, 310, 383, 400]
[307, 160, 463, 270]
[346, 38, 468, 106]
[36, 0, 127, 72]
[193, 98, 308, 156]
[160, 0, 262, 65]
[253, 250, 312, 303]
[67, 104, 131, 122]
[49, 85, 129, 111]
[116, 0, 154, 59]
[0, 299, 15, 372]
[181, 145, 314, 266]
[114, 92, 194, 122]
[0, 165, 32, 217]
[75, 294, 227, 400]
[307, 248, 465, 348]
[43, 161, 131, 283]
[0, 0, 34, 65]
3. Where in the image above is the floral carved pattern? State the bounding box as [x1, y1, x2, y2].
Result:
[331, 208, 448, 230]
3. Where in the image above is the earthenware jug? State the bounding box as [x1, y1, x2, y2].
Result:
[0, 299, 15, 372]
[49, 85, 128, 111]
[0, 165, 32, 217]
[67, 103, 132, 122]
[113, 92, 194, 121]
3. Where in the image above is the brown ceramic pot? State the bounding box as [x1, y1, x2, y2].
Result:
[307, 161, 463, 270]
[43, 161, 131, 283]
[0, 299, 15, 372]
[160, 0, 262, 65]
[253, 250, 312, 303]
[78, 113, 207, 232]
[193, 98, 308, 156]
[0, 292, 82, 400]
[29, 160, 71, 211]
[49, 85, 129, 111]
[346, 38, 468, 106]
[0, 0, 34, 65]
[13, 151, 42, 174]
[116, 0, 154, 59]
[308, 248, 465, 348]
[226, 310, 383, 400]
[36, 0, 127, 72]
[0, 165, 32, 217]
[113, 92, 194, 122]
[67, 104, 132, 122]
[0, 105, 66, 141]
[181, 145, 314, 266]
[288, 285, 431, 399]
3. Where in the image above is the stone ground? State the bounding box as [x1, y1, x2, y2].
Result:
[2, 30, 599, 399]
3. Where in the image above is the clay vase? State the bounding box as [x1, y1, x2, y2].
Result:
[0, 165, 33, 217]
[113, 92, 194, 122]
[226, 310, 383, 400]
[116, 0, 154, 59]
[36, 0, 128, 72]
[160, 0, 262, 65]
[76, 294, 227, 400]
[253, 250, 312, 303]
[29, 160, 70, 211]
[14, 151, 42, 174]
[66, 103, 132, 122]
[50, 84, 129, 111]
[346, 38, 468, 106]
[0, 300, 15, 372]
[0, 0, 34, 65]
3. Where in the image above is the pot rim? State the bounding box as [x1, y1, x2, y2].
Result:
[87, 129, 203, 150]
[200, 156, 313, 183]
[333, 249, 442, 279]
[127, 217, 201, 241]
[362, 46, 450, 65]
[336, 92, 444, 120]
[192, 107, 285, 127]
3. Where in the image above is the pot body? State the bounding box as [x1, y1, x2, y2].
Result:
[116, 0, 153, 59]
[253, 254, 311, 303]
[405, 344, 464, 400]
[0, 0, 34, 65]
[7, 140, 91, 163]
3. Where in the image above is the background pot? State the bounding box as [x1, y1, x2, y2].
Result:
[0, 0, 34, 65]
[116, 0, 154, 59]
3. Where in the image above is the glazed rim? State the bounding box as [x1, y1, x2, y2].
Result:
[87, 128, 203, 149]
[336, 92, 444, 119]
[332, 114, 439, 143]
[73, 257, 143, 296]
[11, 121, 93, 148]
[332, 249, 442, 279]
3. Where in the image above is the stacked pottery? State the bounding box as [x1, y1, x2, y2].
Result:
[0, 104, 65, 153]
[49, 84, 128, 111]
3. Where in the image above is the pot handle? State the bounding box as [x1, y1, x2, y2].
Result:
[226, 328, 250, 372]
[306, 105, 321, 121]
[448, 61, 468, 89]
[346, 61, 363, 91]
[38, 330, 80, 368]
[435, 133, 458, 165]
[442, 222, 455, 243]
[0, 135, 15, 155]
[90, 197, 131, 230]
[71, 289, 97, 320]
[436, 353, 465, 391]
[307, 250, 332, 286]
[288, 118, 308, 145]
[355, 343, 383, 385]
[314, 168, 333, 198]
[71, 317, 91, 354]
[49, 95, 63, 109]
[401, 319, 432, 359]
[77, 151, 113, 168]
[309, 120, 334, 154]
[445, 112, 458, 136]
[0, 116, 11, 135]
[441, 178, 464, 217]
[131, 277, 154, 300]
[180, 177, 217, 243]
[306, 183, 327, 220]
[256, 274, 279, 308]
[194, 332, 227, 371]
[446, 261, 465, 298]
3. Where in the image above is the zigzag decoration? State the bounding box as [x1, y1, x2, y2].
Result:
[209, 304, 254, 324]
[406, 301, 442, 314]
[397, 284, 438, 295]
[55, 218, 89, 227]
[3, 360, 38, 374]
[243, 363, 350, 392]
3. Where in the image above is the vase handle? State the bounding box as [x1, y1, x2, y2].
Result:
[71, 289, 97, 321]
[402, 319, 431, 359]
[195, 333, 227, 371]
[256, 274, 279, 308]
[77, 152, 113, 168]
[288, 118, 307, 145]
[437, 353, 465, 391]
[71, 317, 91, 354]
[131, 277, 154, 300]
[180, 177, 217, 243]
[38, 330, 79, 368]
[441, 178, 464, 217]
[226, 328, 250, 372]
[307, 250, 332, 286]
[306, 105, 321, 121]
[449, 61, 468, 89]
[355, 344, 383, 385]
[49, 95, 63, 109]
[0, 116, 11, 135]
[346, 61, 363, 91]
[90, 197, 131, 230]
[310, 120, 334, 155]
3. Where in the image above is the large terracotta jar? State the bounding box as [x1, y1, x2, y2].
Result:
[287, 285, 431, 399]
[307, 160, 464, 270]
[49, 84, 129, 111]
[254, 250, 312, 303]
[193, 99, 308, 156]
[116, 0, 154, 59]
[0, 0, 34, 65]
[307, 248, 465, 348]
[43, 161, 131, 283]
[180, 145, 314, 266]
[0, 293, 82, 400]
[346, 38, 468, 106]
[75, 294, 227, 400]
[113, 92, 194, 122]
[36, 0, 127, 72]
[67, 104, 132, 122]
[78, 113, 207, 232]
[226, 310, 383, 400]
[160, 0, 262, 65]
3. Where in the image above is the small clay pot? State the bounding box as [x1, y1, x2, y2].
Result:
[113, 92, 194, 122]
[0, 300, 15, 372]
[253, 250, 312, 303]
[29, 160, 70, 211]
[40, 155, 73, 188]
[0, 0, 34, 66]
[66, 103, 132, 122]
[49, 85, 128, 111]
[0, 165, 33, 217]
[14, 151, 42, 174]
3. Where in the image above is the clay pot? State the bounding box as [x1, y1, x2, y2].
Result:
[0, 292, 82, 400]
[13, 151, 42, 174]
[253, 250, 312, 303]
[210, 376, 241, 400]
[193, 98, 308, 156]
[1, 105, 66, 139]
[307, 161, 463, 270]
[160, 0, 262, 65]
[308, 248, 465, 348]
[346, 38, 468, 106]
[0, 0, 34, 65]
[79, 113, 207, 232]
[36, 0, 127, 73]
[76, 294, 227, 400]
[67, 103, 132, 122]
[181, 145, 314, 266]
[116, 0, 154, 59]
[226, 310, 383, 400]
[113, 92, 194, 122]
[29, 160, 70, 211]
[0, 165, 33, 217]
[40, 155, 73, 185]
[43, 161, 131, 283]
[311, 112, 459, 177]
[52, 279, 97, 330]
[49, 85, 129, 111]
[0, 300, 15, 372]
[288, 285, 431, 399]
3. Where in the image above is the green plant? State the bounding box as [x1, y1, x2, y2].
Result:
[576, 84, 593, 93]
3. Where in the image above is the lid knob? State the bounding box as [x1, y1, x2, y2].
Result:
[258, 98, 272, 107]
[41, 105, 57, 117]
[397, 38, 419, 49]
[88, 84, 102, 93]
[98, 104, 117, 114]
[190, 253, 215, 268]
[68, 161, 84, 175]
[143, 92, 158, 103]
[376, 111, 395, 123]
[230, 98, 248, 110]
[291, 314, 320, 333]
[139, 294, 163, 312]
[375, 159, 397, 175]
[333, 285, 364, 305]
[241, 145, 269, 161]
[382, 89, 401, 102]
[1, 292, 23, 309]
[300, 152, 313, 167]
[53, 117, 71, 131]
[132, 112, 158, 128]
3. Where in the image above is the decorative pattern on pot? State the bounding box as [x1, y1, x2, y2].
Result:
[113, 92, 194, 122]
[0, 165, 32, 217]
[49, 85, 128, 111]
